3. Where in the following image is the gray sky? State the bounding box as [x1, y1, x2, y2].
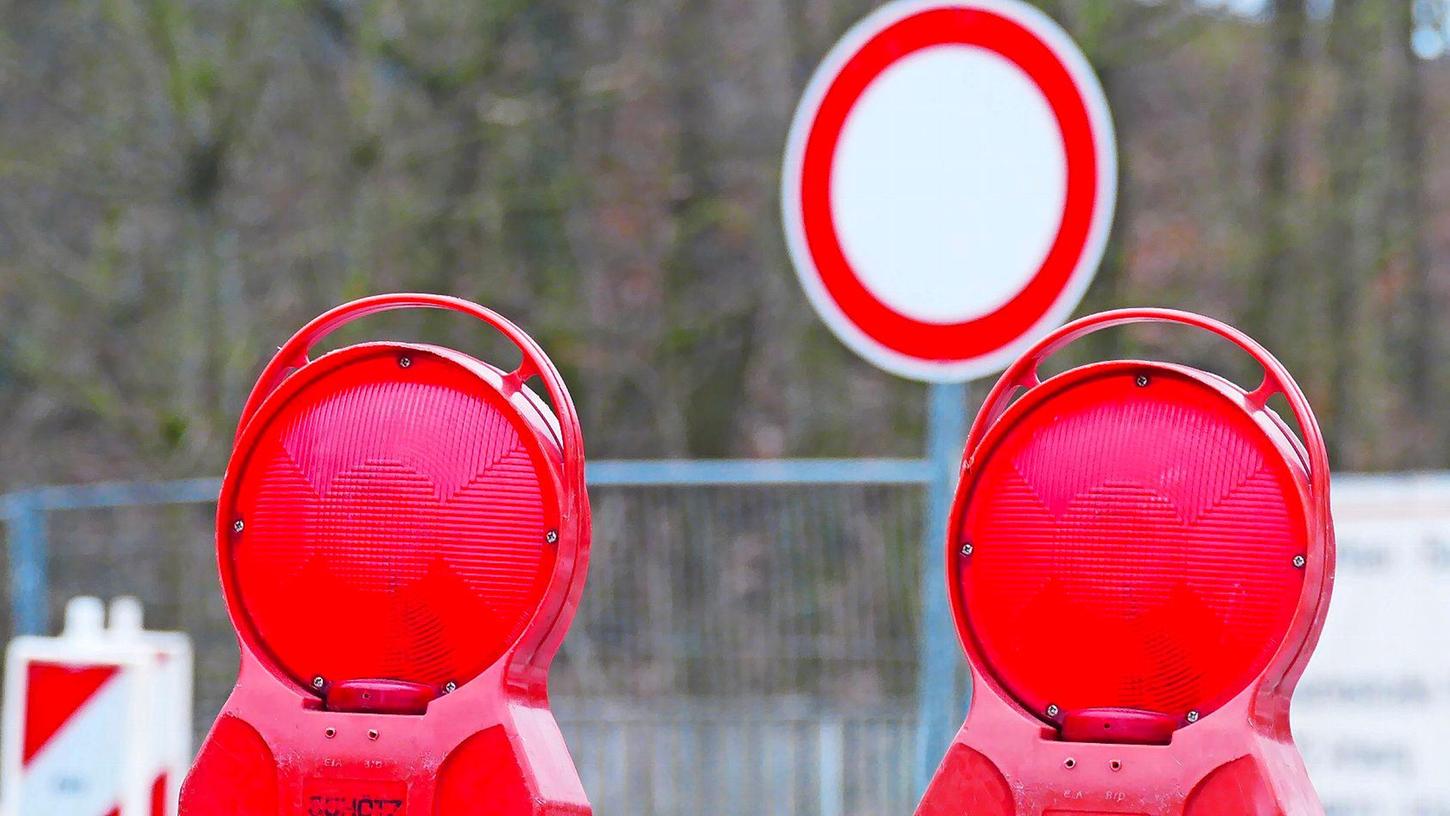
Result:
[1193, 0, 1449, 59]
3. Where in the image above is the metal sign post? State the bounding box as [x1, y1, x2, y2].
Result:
[4, 493, 48, 637]
[914, 382, 970, 795]
[781, 0, 1118, 797]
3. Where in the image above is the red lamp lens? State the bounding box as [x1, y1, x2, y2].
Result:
[958, 367, 1307, 724]
[225, 348, 558, 692]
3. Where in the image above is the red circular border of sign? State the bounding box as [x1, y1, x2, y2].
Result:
[798, 6, 1102, 363]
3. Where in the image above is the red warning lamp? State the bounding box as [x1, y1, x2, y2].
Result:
[917, 309, 1334, 816]
[181, 294, 591, 815]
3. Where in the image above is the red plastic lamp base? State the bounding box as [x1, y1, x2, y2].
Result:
[916, 309, 1334, 816]
[180, 295, 592, 816]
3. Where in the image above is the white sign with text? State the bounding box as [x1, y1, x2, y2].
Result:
[1297, 475, 1450, 815]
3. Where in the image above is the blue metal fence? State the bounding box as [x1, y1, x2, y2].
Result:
[0, 436, 970, 809]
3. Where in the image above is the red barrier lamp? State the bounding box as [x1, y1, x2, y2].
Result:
[916, 309, 1334, 816]
[181, 294, 592, 815]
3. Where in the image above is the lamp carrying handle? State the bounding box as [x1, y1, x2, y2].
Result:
[965, 308, 1329, 511]
[235, 293, 585, 498]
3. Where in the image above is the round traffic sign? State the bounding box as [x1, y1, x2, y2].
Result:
[782, 0, 1116, 382]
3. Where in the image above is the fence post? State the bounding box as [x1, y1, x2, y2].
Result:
[5, 491, 50, 636]
[818, 717, 844, 816]
[913, 382, 969, 797]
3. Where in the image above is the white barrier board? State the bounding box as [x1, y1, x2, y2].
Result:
[1297, 475, 1450, 815]
[0, 597, 192, 816]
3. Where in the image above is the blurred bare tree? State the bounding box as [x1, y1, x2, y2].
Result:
[2, 0, 1449, 487]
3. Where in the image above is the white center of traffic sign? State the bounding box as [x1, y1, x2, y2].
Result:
[783, 0, 1116, 382]
[834, 46, 1067, 325]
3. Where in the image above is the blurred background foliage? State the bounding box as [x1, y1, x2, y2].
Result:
[1, 0, 1449, 488]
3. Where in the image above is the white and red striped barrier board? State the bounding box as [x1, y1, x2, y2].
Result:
[109, 597, 194, 816]
[1, 597, 191, 816]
